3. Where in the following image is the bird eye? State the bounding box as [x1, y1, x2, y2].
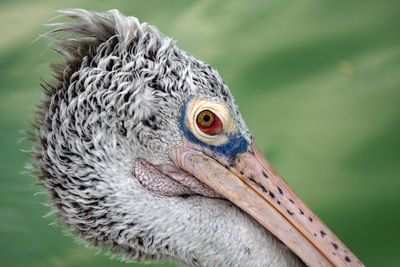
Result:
[197, 110, 215, 127]
[196, 110, 223, 135]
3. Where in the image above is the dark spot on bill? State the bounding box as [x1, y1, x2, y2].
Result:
[320, 230, 326, 237]
[278, 187, 283, 194]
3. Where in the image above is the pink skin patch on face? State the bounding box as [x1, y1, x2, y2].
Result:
[133, 158, 221, 198]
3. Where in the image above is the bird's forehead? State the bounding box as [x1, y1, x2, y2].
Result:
[176, 59, 239, 116]
[153, 51, 243, 122]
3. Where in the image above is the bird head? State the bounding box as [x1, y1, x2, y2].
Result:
[33, 9, 363, 266]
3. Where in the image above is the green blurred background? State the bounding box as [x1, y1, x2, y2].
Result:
[1, 0, 399, 266]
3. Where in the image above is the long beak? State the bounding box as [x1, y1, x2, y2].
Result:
[171, 141, 363, 267]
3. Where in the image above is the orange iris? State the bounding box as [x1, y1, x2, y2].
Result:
[196, 110, 223, 135]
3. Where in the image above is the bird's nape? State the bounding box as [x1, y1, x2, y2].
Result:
[32, 8, 364, 266]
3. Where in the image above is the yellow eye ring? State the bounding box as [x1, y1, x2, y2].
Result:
[185, 98, 236, 145]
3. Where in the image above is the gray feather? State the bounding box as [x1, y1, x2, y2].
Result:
[31, 9, 303, 267]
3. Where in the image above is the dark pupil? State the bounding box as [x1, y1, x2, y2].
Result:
[203, 114, 210, 122]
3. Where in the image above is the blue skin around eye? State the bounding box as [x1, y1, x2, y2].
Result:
[179, 99, 248, 161]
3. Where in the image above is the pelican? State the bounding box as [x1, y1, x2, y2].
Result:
[32, 9, 363, 266]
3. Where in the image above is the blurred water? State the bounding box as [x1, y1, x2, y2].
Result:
[0, 0, 399, 266]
